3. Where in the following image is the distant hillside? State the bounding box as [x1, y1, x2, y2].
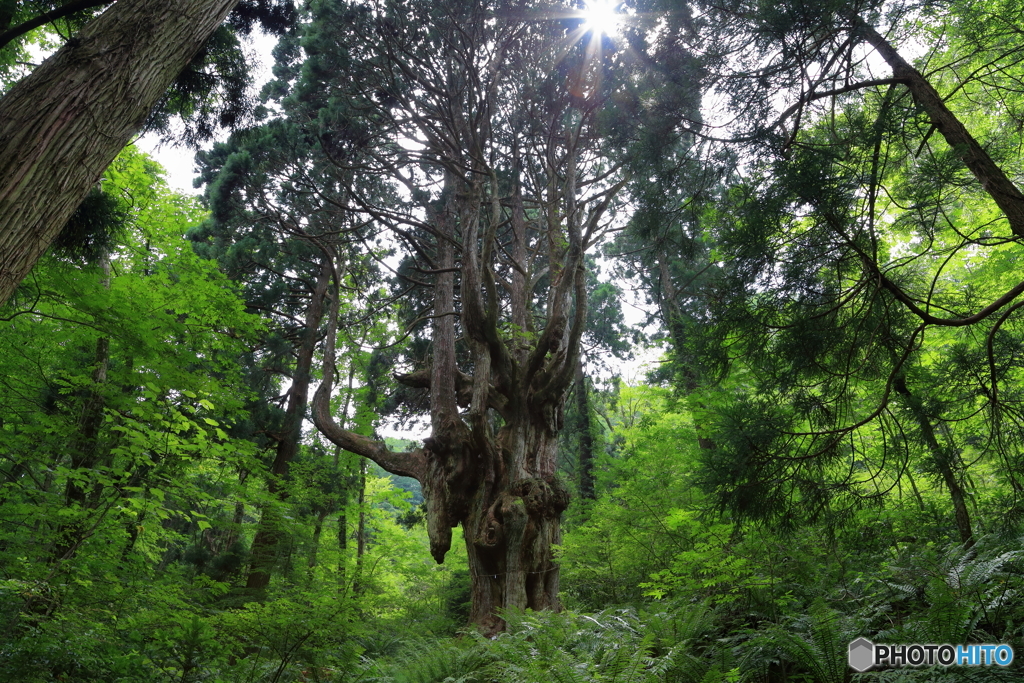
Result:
[378, 437, 423, 504]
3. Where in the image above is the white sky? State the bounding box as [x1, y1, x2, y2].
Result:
[137, 132, 203, 194]
[136, 29, 279, 194]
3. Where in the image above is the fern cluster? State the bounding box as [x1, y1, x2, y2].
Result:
[342, 534, 1023, 683]
[345, 607, 736, 683]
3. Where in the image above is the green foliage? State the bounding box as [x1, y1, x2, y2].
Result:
[8, 4, 1024, 683]
[670, 0, 1024, 542]
[0, 1, 108, 87]
[52, 185, 130, 263]
[354, 608, 731, 683]
[561, 384, 706, 607]
[0, 144, 465, 683]
[557, 379, 1023, 682]
[380, 640, 496, 683]
[740, 601, 853, 683]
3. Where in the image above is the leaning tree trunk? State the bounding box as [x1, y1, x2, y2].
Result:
[0, 0, 239, 305]
[893, 376, 975, 547]
[852, 16, 1024, 238]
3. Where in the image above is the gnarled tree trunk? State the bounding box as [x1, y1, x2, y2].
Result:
[305, 1, 629, 634]
[461, 414, 569, 633]
[313, 232, 581, 633]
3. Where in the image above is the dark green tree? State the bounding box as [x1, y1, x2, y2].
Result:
[679, 0, 1024, 543]
[189, 113, 389, 592]
[290, 0, 681, 632]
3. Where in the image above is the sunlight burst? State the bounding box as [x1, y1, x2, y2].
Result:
[581, 0, 622, 37]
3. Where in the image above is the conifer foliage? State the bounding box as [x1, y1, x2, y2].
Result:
[212, 0, 683, 632]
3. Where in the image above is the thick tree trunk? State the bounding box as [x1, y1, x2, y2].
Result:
[310, 41, 601, 627]
[246, 260, 332, 592]
[421, 173, 466, 565]
[312, 261, 573, 635]
[0, 0, 239, 305]
[462, 417, 569, 634]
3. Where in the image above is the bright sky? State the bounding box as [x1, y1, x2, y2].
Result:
[581, 0, 623, 37]
[137, 132, 201, 194]
[136, 29, 278, 194]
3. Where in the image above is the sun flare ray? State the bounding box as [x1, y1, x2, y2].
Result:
[581, 0, 622, 37]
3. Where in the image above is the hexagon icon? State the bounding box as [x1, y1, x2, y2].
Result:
[848, 638, 875, 672]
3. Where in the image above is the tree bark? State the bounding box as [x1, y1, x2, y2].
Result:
[574, 360, 596, 501]
[337, 507, 347, 587]
[0, 0, 240, 305]
[245, 258, 332, 592]
[305, 6, 621, 633]
[421, 172, 467, 565]
[313, 252, 575, 635]
[853, 17, 1024, 238]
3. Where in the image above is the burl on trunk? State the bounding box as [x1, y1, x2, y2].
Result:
[311, 181, 586, 633]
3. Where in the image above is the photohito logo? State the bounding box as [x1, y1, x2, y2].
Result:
[848, 638, 1014, 672]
